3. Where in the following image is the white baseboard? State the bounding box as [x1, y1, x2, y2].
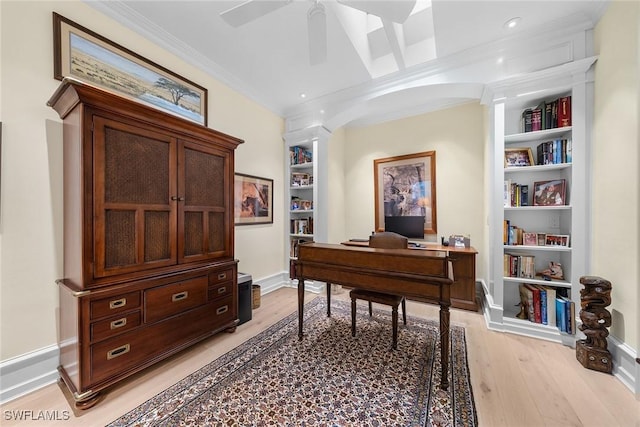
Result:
[608, 336, 639, 396]
[0, 345, 60, 404]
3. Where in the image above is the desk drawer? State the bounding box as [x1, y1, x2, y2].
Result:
[144, 275, 208, 323]
[91, 311, 141, 343]
[90, 292, 141, 320]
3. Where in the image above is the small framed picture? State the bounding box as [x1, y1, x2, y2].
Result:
[545, 234, 570, 247]
[523, 232, 538, 246]
[504, 148, 534, 167]
[537, 233, 547, 246]
[533, 179, 566, 206]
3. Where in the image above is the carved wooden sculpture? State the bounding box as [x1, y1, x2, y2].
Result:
[576, 276, 613, 373]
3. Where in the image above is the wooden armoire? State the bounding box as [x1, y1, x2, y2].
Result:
[48, 78, 243, 408]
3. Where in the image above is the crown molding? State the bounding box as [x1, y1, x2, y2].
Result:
[84, 0, 286, 117]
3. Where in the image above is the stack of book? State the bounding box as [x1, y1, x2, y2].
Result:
[504, 254, 535, 278]
[289, 146, 313, 165]
[521, 95, 572, 132]
[518, 284, 575, 333]
[536, 139, 572, 165]
[504, 180, 529, 207]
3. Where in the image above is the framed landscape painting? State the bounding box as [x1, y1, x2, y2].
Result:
[234, 173, 274, 225]
[53, 12, 208, 125]
[374, 151, 437, 235]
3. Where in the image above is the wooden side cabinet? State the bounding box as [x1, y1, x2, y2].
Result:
[49, 79, 243, 409]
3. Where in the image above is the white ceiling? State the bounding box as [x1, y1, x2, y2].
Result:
[89, 0, 608, 129]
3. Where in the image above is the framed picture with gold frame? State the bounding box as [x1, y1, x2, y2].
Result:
[504, 147, 534, 167]
[374, 151, 437, 235]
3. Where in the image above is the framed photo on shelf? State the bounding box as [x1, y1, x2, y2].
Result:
[374, 151, 437, 234]
[537, 233, 547, 246]
[523, 232, 538, 246]
[533, 179, 566, 206]
[504, 147, 534, 167]
[545, 234, 570, 247]
[53, 13, 208, 125]
[234, 173, 273, 225]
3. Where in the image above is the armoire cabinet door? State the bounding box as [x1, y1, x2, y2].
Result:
[178, 141, 231, 262]
[93, 116, 178, 278]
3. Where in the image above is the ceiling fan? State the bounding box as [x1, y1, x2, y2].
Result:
[220, 0, 417, 65]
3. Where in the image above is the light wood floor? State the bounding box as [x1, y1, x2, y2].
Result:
[1, 287, 638, 426]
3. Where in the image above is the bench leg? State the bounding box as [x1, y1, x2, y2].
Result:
[391, 305, 398, 350]
[351, 298, 357, 337]
[401, 298, 407, 325]
[368, 301, 373, 316]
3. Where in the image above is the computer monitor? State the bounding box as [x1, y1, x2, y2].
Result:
[384, 216, 425, 239]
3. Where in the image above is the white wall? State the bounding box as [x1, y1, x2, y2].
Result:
[0, 0, 284, 360]
[593, 0, 639, 351]
[342, 102, 487, 281]
[327, 128, 347, 244]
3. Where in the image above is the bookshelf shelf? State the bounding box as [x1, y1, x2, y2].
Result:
[505, 126, 572, 143]
[505, 163, 572, 174]
[503, 277, 572, 288]
[503, 245, 571, 252]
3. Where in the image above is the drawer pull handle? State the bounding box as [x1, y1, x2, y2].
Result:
[216, 305, 228, 315]
[109, 298, 126, 309]
[110, 318, 127, 329]
[218, 273, 227, 280]
[172, 291, 188, 302]
[218, 286, 226, 294]
[106, 344, 130, 360]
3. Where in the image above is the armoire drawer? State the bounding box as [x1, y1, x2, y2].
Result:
[90, 291, 141, 320]
[89, 296, 235, 386]
[90, 311, 141, 343]
[208, 280, 233, 301]
[144, 275, 208, 323]
[210, 268, 234, 286]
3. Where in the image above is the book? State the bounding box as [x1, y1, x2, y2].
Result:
[537, 286, 548, 325]
[521, 185, 529, 206]
[531, 108, 542, 131]
[541, 286, 557, 328]
[556, 297, 567, 332]
[544, 101, 553, 129]
[522, 109, 533, 132]
[557, 96, 572, 127]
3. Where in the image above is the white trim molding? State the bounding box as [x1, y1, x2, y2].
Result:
[0, 345, 60, 404]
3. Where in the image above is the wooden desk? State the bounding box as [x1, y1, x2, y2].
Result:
[294, 242, 453, 390]
[342, 241, 478, 311]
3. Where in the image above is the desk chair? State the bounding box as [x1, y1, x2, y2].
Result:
[350, 232, 408, 349]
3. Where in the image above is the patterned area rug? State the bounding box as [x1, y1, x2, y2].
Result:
[108, 298, 477, 427]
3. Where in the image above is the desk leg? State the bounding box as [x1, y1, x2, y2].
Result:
[298, 278, 305, 340]
[326, 282, 332, 317]
[440, 304, 450, 391]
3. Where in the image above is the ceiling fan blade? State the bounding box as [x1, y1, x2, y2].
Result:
[337, 0, 416, 23]
[220, 0, 292, 27]
[308, 2, 327, 66]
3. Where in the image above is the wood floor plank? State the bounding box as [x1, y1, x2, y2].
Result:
[0, 287, 636, 427]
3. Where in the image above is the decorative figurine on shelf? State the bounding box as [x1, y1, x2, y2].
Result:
[576, 276, 613, 374]
[539, 261, 564, 280]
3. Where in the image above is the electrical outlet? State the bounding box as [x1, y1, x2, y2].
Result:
[548, 215, 560, 229]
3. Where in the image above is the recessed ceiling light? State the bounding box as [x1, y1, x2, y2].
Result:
[300, 93, 307, 99]
[497, 57, 504, 64]
[504, 17, 521, 29]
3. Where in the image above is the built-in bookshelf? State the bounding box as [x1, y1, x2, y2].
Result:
[288, 144, 315, 258]
[283, 126, 329, 280]
[485, 57, 596, 345]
